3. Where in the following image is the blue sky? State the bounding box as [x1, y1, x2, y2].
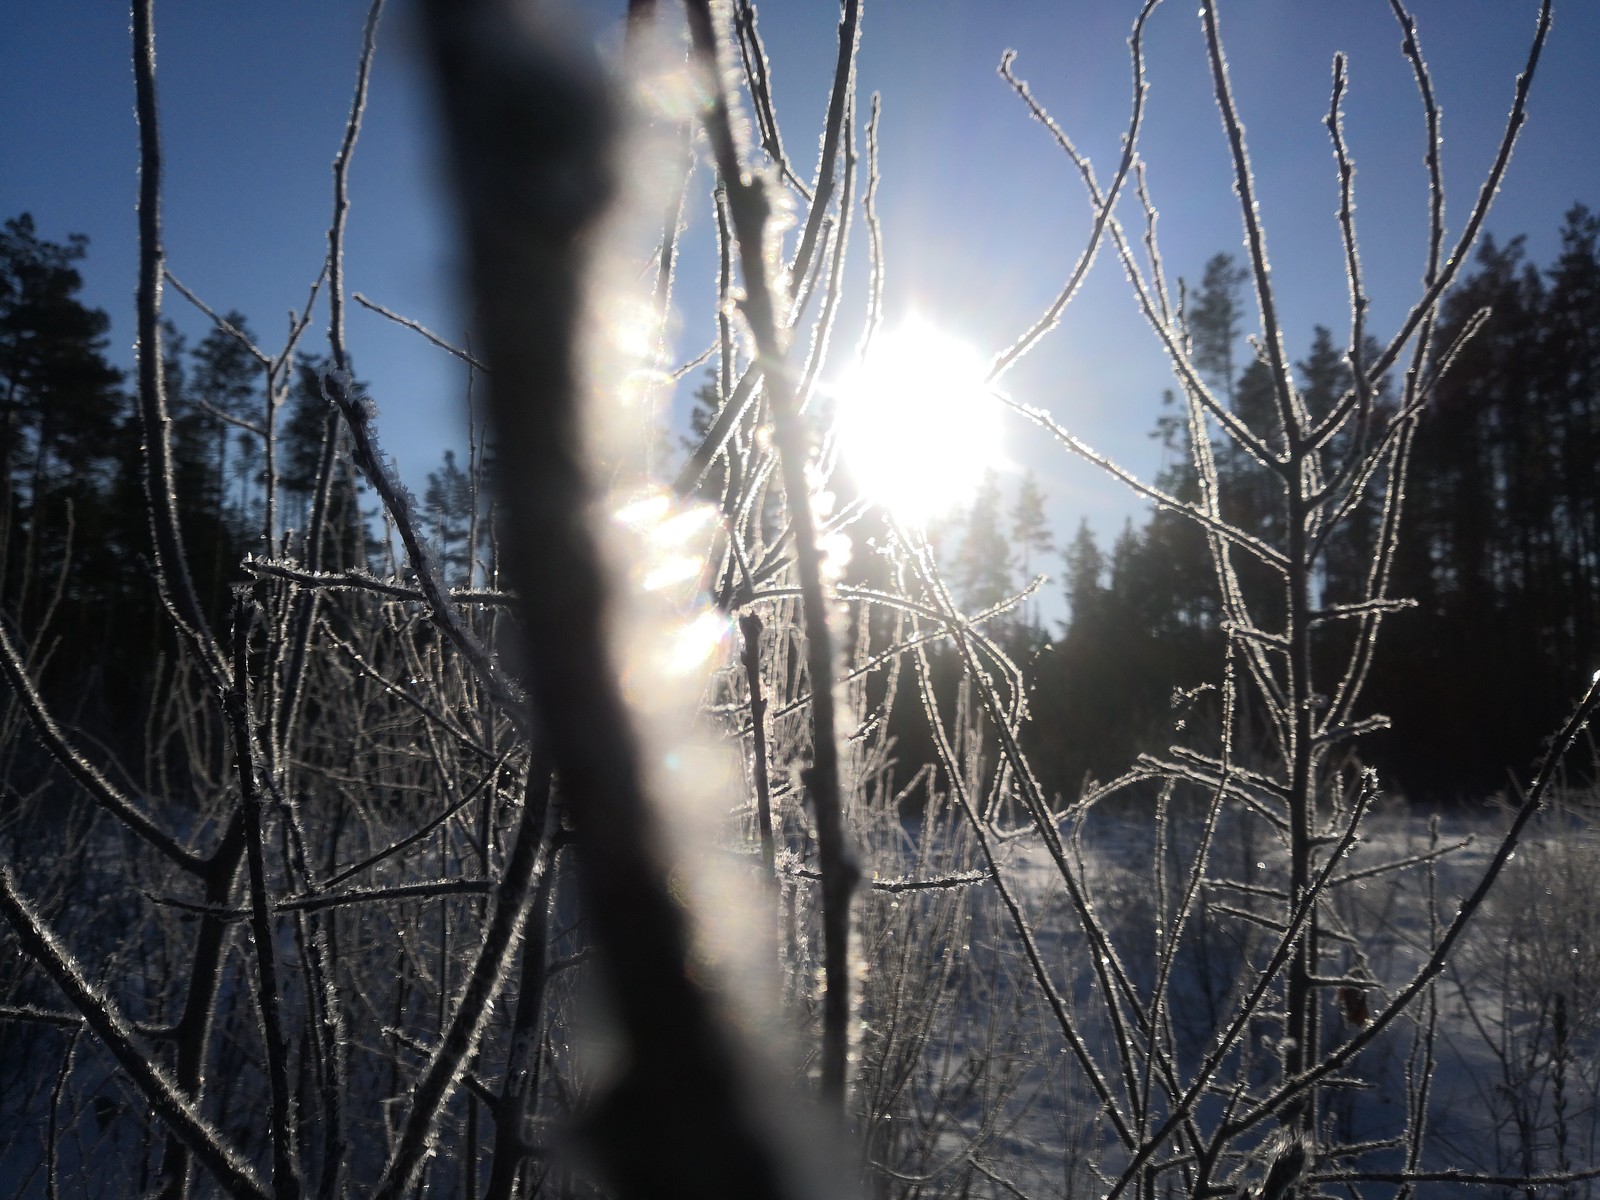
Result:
[4, 1, 1597, 601]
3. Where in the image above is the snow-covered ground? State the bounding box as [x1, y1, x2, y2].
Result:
[853, 794, 1600, 1198]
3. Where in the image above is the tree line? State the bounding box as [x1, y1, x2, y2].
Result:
[8, 206, 1597, 806]
[0, 211, 485, 772]
[922, 209, 1600, 802]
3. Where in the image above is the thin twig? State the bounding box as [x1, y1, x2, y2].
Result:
[354, 292, 486, 370]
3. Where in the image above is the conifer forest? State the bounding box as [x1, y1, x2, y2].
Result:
[2, 2, 1597, 1198]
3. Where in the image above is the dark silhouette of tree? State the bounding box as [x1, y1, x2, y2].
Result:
[1030, 519, 1126, 792]
[1036, 224, 1598, 802]
[1033, 312, 1413, 787]
[189, 311, 263, 524]
[0, 215, 262, 784]
[1542, 205, 1600, 669]
[1372, 213, 1600, 797]
[1188, 252, 1249, 404]
[0, 214, 125, 628]
[424, 448, 478, 585]
[1029, 507, 1222, 797]
[1063, 518, 1104, 623]
[1010, 469, 1053, 640]
[279, 353, 372, 569]
[952, 470, 1013, 615]
[281, 354, 335, 508]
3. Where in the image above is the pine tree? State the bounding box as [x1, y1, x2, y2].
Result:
[1375, 228, 1584, 795]
[1303, 327, 1393, 610]
[281, 354, 334, 510]
[1010, 470, 1053, 636]
[1187, 252, 1250, 404]
[279, 353, 372, 568]
[1541, 205, 1600, 677]
[189, 312, 262, 524]
[1296, 325, 1343, 420]
[0, 215, 233, 767]
[424, 448, 477, 586]
[1062, 518, 1103, 626]
[0, 214, 125, 625]
[1031, 515, 1220, 792]
[952, 470, 1013, 615]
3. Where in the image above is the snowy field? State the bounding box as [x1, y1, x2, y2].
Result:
[850, 793, 1600, 1199]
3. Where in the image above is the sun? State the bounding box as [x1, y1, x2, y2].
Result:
[832, 316, 1004, 525]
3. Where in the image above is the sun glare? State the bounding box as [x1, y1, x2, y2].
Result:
[833, 317, 1003, 525]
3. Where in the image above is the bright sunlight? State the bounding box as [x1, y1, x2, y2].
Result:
[833, 316, 1003, 525]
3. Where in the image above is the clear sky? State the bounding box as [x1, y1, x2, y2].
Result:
[4, 1, 1597, 609]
